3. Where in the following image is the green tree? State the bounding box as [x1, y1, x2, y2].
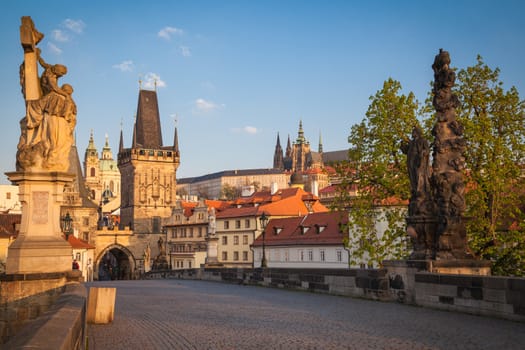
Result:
[454, 56, 525, 276]
[220, 183, 241, 200]
[334, 78, 417, 267]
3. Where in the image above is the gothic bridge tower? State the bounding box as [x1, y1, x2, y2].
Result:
[118, 89, 180, 233]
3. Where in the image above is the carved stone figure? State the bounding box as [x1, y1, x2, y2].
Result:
[16, 17, 76, 173]
[405, 49, 472, 260]
[208, 207, 217, 237]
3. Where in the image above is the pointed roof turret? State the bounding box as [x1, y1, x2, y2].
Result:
[101, 133, 113, 160]
[173, 126, 179, 154]
[133, 90, 163, 149]
[84, 129, 98, 159]
[119, 128, 124, 153]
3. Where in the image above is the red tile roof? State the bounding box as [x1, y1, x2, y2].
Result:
[253, 211, 348, 247]
[67, 235, 95, 249]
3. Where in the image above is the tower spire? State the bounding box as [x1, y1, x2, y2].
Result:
[273, 132, 284, 170]
[318, 130, 323, 153]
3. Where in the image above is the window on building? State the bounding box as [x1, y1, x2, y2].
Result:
[245, 219, 250, 228]
[171, 230, 176, 238]
[234, 235, 239, 245]
[110, 180, 115, 193]
[83, 232, 89, 241]
[76, 252, 81, 261]
[233, 251, 239, 261]
[198, 227, 202, 237]
[308, 250, 313, 261]
[320, 250, 325, 262]
[243, 235, 248, 245]
[222, 236, 228, 245]
[6, 192, 11, 200]
[82, 217, 90, 226]
[300, 250, 304, 261]
[242, 251, 248, 261]
[222, 251, 228, 261]
[336, 250, 342, 262]
[189, 227, 194, 238]
[284, 250, 289, 262]
[188, 261, 192, 268]
[224, 221, 229, 229]
[235, 220, 241, 229]
[90, 167, 95, 177]
[152, 216, 161, 233]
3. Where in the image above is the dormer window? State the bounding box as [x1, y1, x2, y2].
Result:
[301, 226, 310, 234]
[273, 227, 282, 235]
[315, 224, 326, 234]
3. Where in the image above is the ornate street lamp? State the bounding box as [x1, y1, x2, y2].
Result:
[259, 212, 269, 268]
[61, 212, 73, 240]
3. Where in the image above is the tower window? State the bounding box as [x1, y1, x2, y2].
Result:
[90, 167, 95, 177]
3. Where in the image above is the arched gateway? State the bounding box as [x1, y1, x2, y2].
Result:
[95, 244, 136, 280]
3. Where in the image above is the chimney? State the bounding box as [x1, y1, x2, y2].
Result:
[270, 182, 279, 195]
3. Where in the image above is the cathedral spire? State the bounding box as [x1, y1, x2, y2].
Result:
[318, 131, 323, 153]
[286, 134, 292, 157]
[273, 132, 284, 169]
[296, 120, 306, 144]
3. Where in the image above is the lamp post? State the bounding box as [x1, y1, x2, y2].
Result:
[61, 212, 73, 240]
[259, 212, 268, 268]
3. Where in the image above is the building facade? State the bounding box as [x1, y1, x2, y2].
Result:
[252, 211, 349, 269]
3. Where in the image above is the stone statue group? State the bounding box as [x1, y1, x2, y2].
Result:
[403, 49, 471, 260]
[17, 16, 76, 173]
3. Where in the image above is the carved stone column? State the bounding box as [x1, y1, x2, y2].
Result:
[431, 49, 472, 260]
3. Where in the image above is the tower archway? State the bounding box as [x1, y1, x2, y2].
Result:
[95, 244, 136, 280]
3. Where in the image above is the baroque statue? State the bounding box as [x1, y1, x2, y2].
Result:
[16, 16, 76, 172]
[404, 49, 472, 260]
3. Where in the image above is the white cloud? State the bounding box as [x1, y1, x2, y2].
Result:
[63, 19, 85, 34]
[232, 126, 258, 134]
[47, 42, 62, 55]
[158, 26, 183, 40]
[142, 72, 166, 89]
[52, 30, 69, 42]
[193, 98, 224, 114]
[112, 60, 134, 72]
[180, 46, 191, 57]
[243, 126, 258, 134]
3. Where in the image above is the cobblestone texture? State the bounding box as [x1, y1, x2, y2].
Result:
[87, 280, 524, 350]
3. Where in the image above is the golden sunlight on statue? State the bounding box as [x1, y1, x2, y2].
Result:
[16, 16, 76, 172]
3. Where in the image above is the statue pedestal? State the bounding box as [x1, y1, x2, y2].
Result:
[5, 171, 74, 274]
[205, 236, 220, 266]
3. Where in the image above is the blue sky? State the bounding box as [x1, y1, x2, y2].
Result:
[1, 1, 524, 184]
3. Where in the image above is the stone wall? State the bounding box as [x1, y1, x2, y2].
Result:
[414, 273, 525, 322]
[3, 283, 87, 349]
[145, 266, 525, 322]
[0, 271, 82, 344]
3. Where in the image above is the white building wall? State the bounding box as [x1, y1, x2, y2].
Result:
[254, 245, 348, 269]
[0, 185, 21, 214]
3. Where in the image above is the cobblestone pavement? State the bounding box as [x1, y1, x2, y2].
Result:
[87, 279, 524, 350]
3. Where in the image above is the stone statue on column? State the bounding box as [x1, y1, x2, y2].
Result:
[17, 16, 76, 173]
[5, 17, 76, 274]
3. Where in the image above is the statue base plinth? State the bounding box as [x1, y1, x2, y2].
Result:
[6, 236, 72, 274]
[5, 171, 74, 274]
[152, 255, 169, 270]
[384, 259, 491, 276]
